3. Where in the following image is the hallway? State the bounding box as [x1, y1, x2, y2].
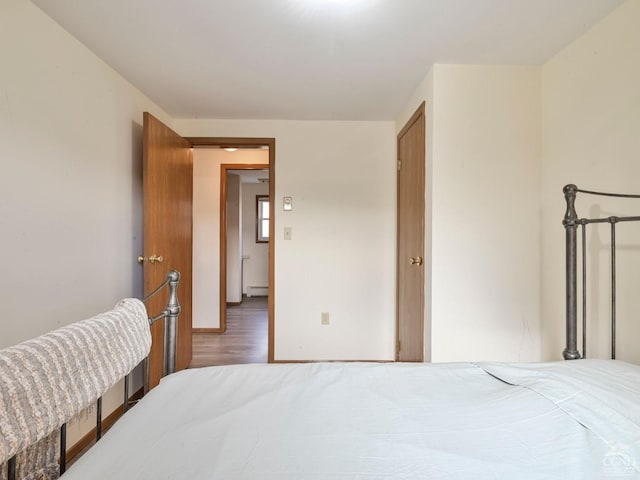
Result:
[191, 296, 268, 367]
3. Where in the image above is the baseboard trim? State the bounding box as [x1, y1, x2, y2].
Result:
[67, 387, 144, 461]
[226, 301, 242, 307]
[192, 327, 224, 333]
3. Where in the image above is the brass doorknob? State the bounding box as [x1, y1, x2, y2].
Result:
[409, 256, 423, 266]
[149, 255, 164, 264]
[137, 256, 146, 264]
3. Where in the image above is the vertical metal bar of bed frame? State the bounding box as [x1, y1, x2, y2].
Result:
[144, 356, 150, 395]
[60, 423, 67, 475]
[163, 271, 181, 377]
[563, 185, 581, 360]
[142, 270, 180, 393]
[610, 219, 617, 360]
[124, 373, 130, 413]
[581, 222, 587, 358]
[7, 456, 16, 480]
[96, 397, 103, 441]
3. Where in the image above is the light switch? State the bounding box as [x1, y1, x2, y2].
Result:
[283, 197, 292, 211]
[284, 227, 292, 240]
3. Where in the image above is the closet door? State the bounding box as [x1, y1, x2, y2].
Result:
[396, 103, 425, 362]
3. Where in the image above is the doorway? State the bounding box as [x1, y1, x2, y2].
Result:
[188, 137, 275, 366]
[220, 164, 269, 365]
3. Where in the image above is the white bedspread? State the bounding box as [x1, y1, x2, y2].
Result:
[63, 360, 640, 479]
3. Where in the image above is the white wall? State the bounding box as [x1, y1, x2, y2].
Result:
[241, 182, 269, 295]
[0, 0, 173, 445]
[192, 149, 269, 329]
[179, 119, 397, 360]
[432, 65, 542, 362]
[541, 0, 640, 362]
[226, 174, 242, 303]
[397, 65, 542, 363]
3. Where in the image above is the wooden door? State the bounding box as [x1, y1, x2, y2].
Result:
[143, 112, 193, 388]
[396, 103, 425, 362]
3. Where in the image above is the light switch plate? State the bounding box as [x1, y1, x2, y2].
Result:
[283, 197, 292, 211]
[284, 227, 292, 240]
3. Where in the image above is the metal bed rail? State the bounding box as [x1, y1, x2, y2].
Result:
[5, 270, 180, 480]
[145, 270, 182, 390]
[563, 185, 640, 361]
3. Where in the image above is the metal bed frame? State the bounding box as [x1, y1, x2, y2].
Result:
[5, 270, 181, 480]
[563, 184, 640, 361]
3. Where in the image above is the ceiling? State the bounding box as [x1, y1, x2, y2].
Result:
[32, 0, 625, 121]
[228, 169, 270, 184]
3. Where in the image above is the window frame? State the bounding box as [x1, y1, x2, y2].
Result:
[256, 195, 269, 243]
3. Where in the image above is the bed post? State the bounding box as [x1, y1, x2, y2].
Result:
[163, 270, 181, 376]
[563, 184, 581, 360]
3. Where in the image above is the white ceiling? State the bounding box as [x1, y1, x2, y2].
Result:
[228, 169, 269, 184]
[32, 0, 625, 121]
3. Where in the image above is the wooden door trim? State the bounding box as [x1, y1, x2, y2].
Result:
[396, 102, 426, 362]
[398, 101, 425, 139]
[190, 138, 276, 364]
[187, 137, 273, 147]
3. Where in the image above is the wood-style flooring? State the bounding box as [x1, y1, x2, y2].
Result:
[191, 296, 268, 368]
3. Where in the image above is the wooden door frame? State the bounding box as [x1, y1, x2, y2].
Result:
[395, 103, 426, 362]
[187, 137, 276, 363]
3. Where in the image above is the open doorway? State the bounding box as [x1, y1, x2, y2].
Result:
[221, 165, 269, 364]
[190, 140, 273, 367]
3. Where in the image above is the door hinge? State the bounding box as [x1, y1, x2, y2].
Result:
[397, 160, 401, 171]
[396, 339, 401, 353]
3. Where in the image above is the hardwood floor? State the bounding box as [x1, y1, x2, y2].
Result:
[191, 296, 268, 367]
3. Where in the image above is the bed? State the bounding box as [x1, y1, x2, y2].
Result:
[60, 360, 640, 479]
[2, 185, 640, 479]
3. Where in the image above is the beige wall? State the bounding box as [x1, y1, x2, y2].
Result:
[397, 65, 542, 362]
[193, 149, 269, 328]
[541, 0, 640, 362]
[431, 65, 542, 362]
[241, 182, 269, 295]
[0, 0, 171, 346]
[0, 0, 172, 445]
[178, 119, 397, 361]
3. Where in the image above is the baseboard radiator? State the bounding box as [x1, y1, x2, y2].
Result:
[246, 286, 268, 297]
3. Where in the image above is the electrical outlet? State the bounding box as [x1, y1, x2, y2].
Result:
[321, 312, 330, 325]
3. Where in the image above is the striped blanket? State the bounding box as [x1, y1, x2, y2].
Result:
[0, 299, 151, 479]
